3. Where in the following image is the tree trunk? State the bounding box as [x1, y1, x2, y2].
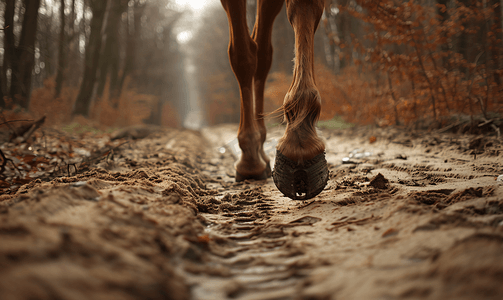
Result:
[491, 0, 502, 88]
[117, 0, 145, 97]
[0, 68, 4, 108]
[436, 0, 449, 22]
[72, 0, 109, 116]
[436, 0, 450, 68]
[66, 0, 81, 87]
[322, 0, 340, 73]
[9, 0, 41, 109]
[39, 2, 55, 79]
[457, 0, 476, 74]
[96, 0, 127, 103]
[3, 0, 15, 106]
[0, 0, 14, 108]
[55, 0, 66, 98]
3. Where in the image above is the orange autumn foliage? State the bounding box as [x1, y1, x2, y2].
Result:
[11, 77, 180, 129]
[30, 78, 77, 126]
[340, 0, 503, 125]
[265, 63, 378, 125]
[262, 0, 503, 127]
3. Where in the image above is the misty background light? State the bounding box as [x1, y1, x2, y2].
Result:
[177, 30, 193, 44]
[172, 0, 220, 130]
[173, 0, 215, 12]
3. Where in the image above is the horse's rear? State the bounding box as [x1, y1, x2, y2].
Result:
[220, 0, 328, 200]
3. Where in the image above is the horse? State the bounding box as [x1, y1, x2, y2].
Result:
[220, 0, 329, 200]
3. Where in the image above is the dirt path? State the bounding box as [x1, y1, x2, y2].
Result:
[197, 124, 503, 300]
[1, 124, 503, 300]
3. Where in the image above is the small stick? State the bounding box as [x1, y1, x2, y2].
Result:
[0, 119, 36, 126]
[0, 149, 22, 176]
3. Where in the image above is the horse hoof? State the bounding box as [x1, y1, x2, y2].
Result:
[272, 151, 328, 200]
[235, 162, 271, 182]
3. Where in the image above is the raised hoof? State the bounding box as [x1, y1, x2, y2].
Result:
[272, 151, 329, 200]
[235, 162, 271, 182]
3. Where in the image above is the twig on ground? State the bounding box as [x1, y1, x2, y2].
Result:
[478, 119, 494, 127]
[0, 149, 22, 177]
[0, 149, 7, 175]
[436, 120, 467, 134]
[17, 116, 46, 143]
[0, 119, 36, 126]
[491, 124, 501, 139]
[0, 111, 27, 136]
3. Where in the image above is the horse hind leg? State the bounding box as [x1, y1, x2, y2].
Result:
[272, 0, 329, 200]
[221, 0, 268, 181]
[251, 0, 284, 178]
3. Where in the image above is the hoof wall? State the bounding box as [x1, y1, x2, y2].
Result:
[273, 151, 328, 200]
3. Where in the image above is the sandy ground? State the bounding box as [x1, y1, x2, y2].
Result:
[1, 123, 503, 300]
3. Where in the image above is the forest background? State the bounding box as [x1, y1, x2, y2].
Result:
[0, 0, 502, 130]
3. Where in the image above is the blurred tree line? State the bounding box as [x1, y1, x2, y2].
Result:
[0, 0, 502, 129]
[0, 0, 184, 126]
[319, 0, 503, 127]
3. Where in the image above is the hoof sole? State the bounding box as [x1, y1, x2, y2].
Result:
[235, 163, 271, 182]
[272, 151, 328, 200]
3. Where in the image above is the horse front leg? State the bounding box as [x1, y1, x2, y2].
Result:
[273, 0, 329, 200]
